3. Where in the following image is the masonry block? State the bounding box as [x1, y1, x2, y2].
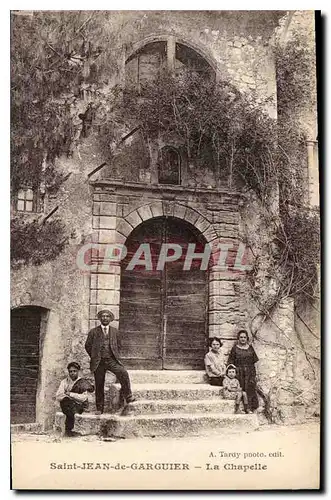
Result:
[116, 219, 133, 238]
[150, 201, 164, 218]
[98, 229, 117, 244]
[90, 289, 97, 304]
[93, 263, 121, 275]
[162, 201, 175, 217]
[96, 289, 120, 306]
[209, 311, 239, 326]
[99, 202, 117, 216]
[94, 194, 117, 202]
[218, 322, 239, 338]
[195, 216, 211, 234]
[209, 280, 236, 296]
[214, 223, 238, 238]
[184, 207, 200, 226]
[91, 273, 120, 290]
[125, 210, 143, 229]
[99, 216, 117, 230]
[92, 215, 99, 229]
[209, 295, 239, 311]
[173, 204, 186, 220]
[93, 201, 100, 216]
[203, 225, 218, 243]
[137, 205, 153, 221]
[209, 324, 221, 337]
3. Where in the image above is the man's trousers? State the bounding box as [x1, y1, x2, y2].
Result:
[60, 397, 84, 432]
[94, 358, 132, 412]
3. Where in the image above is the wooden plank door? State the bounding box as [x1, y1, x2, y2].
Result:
[162, 218, 208, 369]
[119, 219, 163, 369]
[119, 217, 208, 369]
[11, 307, 41, 423]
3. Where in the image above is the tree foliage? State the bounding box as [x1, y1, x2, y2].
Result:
[11, 11, 116, 193]
[11, 11, 117, 267]
[11, 217, 69, 268]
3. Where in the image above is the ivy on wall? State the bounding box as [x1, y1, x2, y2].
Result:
[115, 71, 277, 197]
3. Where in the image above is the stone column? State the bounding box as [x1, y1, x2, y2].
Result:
[89, 263, 121, 330]
[167, 35, 176, 72]
[208, 262, 248, 359]
[90, 194, 122, 330]
[307, 140, 319, 208]
[208, 264, 243, 340]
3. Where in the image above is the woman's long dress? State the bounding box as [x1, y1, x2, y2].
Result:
[227, 345, 259, 410]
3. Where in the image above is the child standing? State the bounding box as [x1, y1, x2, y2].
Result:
[222, 364, 250, 414]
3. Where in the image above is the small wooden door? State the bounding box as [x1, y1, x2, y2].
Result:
[119, 217, 208, 369]
[11, 307, 42, 423]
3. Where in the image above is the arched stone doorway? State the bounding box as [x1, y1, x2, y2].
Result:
[119, 216, 209, 370]
[11, 306, 48, 424]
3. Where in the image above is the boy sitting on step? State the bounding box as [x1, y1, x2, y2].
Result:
[56, 362, 94, 437]
[222, 364, 249, 414]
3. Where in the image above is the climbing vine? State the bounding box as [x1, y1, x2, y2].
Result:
[111, 70, 278, 198]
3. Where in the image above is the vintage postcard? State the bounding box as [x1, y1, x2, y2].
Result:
[10, 9, 321, 490]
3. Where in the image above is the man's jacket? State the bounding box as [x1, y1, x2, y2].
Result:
[85, 325, 122, 372]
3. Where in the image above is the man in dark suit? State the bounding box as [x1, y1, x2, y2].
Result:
[85, 309, 135, 414]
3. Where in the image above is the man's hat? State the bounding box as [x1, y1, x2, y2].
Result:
[97, 309, 115, 321]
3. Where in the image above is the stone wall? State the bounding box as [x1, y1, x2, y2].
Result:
[239, 189, 320, 423]
[10, 11, 319, 428]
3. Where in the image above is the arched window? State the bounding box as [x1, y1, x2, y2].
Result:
[125, 39, 215, 89]
[16, 187, 34, 212]
[158, 147, 181, 185]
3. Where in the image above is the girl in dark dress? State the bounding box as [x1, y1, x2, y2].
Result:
[227, 330, 259, 412]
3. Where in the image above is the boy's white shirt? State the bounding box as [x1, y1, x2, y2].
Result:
[55, 376, 88, 404]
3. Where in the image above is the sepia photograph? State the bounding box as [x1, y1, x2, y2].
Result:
[10, 8, 321, 490]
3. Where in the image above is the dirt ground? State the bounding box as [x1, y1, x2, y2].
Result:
[11, 421, 320, 490]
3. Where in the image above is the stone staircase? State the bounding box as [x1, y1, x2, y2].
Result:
[55, 371, 259, 438]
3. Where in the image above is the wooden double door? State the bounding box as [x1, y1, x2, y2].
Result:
[11, 307, 43, 424]
[119, 217, 208, 369]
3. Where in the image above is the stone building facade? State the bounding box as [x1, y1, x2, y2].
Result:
[11, 11, 319, 430]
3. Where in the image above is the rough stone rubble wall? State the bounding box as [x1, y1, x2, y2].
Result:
[10, 11, 320, 428]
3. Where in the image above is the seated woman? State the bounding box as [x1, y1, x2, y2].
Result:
[223, 364, 249, 414]
[204, 337, 226, 386]
[227, 329, 259, 413]
[56, 362, 94, 437]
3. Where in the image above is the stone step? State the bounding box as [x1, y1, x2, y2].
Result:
[55, 412, 259, 438]
[86, 383, 224, 413]
[127, 370, 208, 384]
[11, 422, 42, 434]
[121, 383, 224, 401]
[122, 398, 235, 416]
